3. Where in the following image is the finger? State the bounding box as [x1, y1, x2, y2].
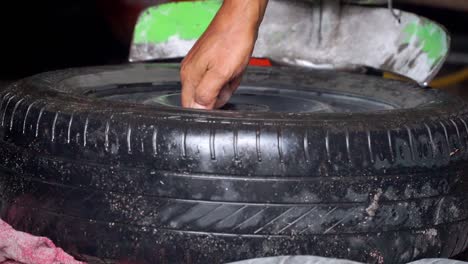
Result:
[181, 80, 196, 108]
[214, 75, 242, 109]
[214, 85, 233, 109]
[192, 69, 230, 109]
[180, 61, 202, 108]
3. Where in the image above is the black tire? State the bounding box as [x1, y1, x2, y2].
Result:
[0, 64, 467, 264]
[230, 256, 468, 264]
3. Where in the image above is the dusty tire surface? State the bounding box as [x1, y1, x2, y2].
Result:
[0, 64, 468, 263]
[229, 256, 468, 264]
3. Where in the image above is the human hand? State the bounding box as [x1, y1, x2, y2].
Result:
[180, 0, 268, 109]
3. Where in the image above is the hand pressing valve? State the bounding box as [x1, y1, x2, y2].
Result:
[180, 0, 268, 109]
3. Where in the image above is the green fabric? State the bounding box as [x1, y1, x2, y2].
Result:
[134, 0, 222, 44]
[403, 20, 448, 64]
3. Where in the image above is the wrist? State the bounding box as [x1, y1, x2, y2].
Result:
[219, 0, 268, 31]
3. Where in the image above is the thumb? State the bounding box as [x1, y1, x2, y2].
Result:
[192, 70, 230, 109]
[214, 74, 243, 109]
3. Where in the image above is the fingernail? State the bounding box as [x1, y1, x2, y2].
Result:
[191, 102, 208, 110]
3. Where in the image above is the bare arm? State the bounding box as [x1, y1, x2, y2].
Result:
[180, 0, 268, 109]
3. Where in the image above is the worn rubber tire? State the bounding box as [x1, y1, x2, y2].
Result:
[0, 64, 468, 264]
[229, 256, 468, 264]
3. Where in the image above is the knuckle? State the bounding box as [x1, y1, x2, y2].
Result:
[180, 60, 192, 78]
[180, 58, 189, 68]
[210, 68, 232, 81]
[194, 91, 216, 107]
[180, 66, 189, 80]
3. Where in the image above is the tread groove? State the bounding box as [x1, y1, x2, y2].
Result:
[409, 240, 416, 262]
[233, 207, 267, 231]
[2, 95, 16, 126]
[23, 100, 39, 134]
[461, 226, 468, 253]
[256, 127, 262, 162]
[459, 117, 468, 150]
[35, 107, 46, 138]
[456, 227, 468, 256]
[345, 130, 351, 163]
[450, 119, 462, 149]
[83, 117, 89, 147]
[182, 204, 224, 228]
[10, 203, 468, 238]
[9, 98, 25, 131]
[152, 126, 158, 156]
[324, 208, 357, 234]
[367, 130, 374, 163]
[387, 130, 395, 162]
[140, 137, 145, 153]
[303, 130, 310, 163]
[0, 93, 12, 123]
[405, 125, 415, 161]
[277, 127, 284, 163]
[460, 117, 468, 134]
[449, 234, 460, 257]
[425, 123, 436, 158]
[182, 128, 187, 158]
[254, 207, 295, 234]
[276, 206, 317, 235]
[299, 206, 338, 234]
[51, 112, 59, 142]
[325, 131, 331, 163]
[13, 171, 466, 206]
[214, 205, 247, 227]
[0, 92, 11, 112]
[104, 120, 110, 152]
[440, 121, 450, 155]
[233, 127, 239, 161]
[127, 124, 132, 154]
[209, 126, 216, 160]
[67, 114, 74, 144]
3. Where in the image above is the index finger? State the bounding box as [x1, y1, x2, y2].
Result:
[180, 60, 204, 108]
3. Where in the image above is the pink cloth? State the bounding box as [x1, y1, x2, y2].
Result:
[0, 219, 84, 264]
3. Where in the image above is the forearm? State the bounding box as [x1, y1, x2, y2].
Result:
[180, 0, 269, 109]
[217, 0, 268, 32]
